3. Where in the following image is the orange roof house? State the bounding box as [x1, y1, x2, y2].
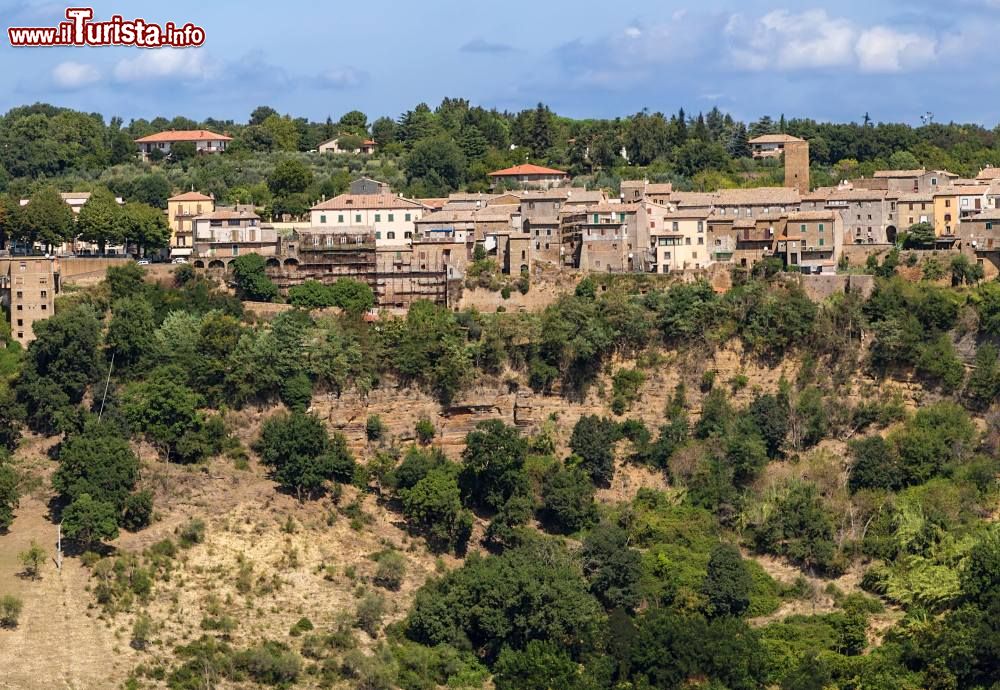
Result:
[487, 164, 569, 190]
[135, 130, 232, 159]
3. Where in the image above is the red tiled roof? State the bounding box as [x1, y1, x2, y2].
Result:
[311, 194, 428, 211]
[135, 129, 232, 143]
[488, 164, 568, 177]
[168, 191, 214, 202]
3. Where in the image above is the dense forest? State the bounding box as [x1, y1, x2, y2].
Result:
[2, 100, 1000, 232]
[0, 258, 999, 689]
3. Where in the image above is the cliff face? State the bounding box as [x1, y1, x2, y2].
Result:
[309, 340, 835, 459]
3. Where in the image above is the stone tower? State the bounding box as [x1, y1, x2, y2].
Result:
[784, 138, 810, 195]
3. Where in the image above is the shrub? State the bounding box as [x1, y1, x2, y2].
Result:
[289, 617, 314, 636]
[415, 417, 435, 445]
[18, 541, 46, 580]
[365, 414, 385, 442]
[122, 490, 154, 531]
[373, 550, 407, 591]
[131, 612, 154, 650]
[0, 594, 22, 628]
[178, 518, 206, 547]
[569, 415, 621, 485]
[355, 592, 386, 637]
[539, 465, 597, 534]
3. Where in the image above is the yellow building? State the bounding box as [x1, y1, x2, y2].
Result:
[166, 191, 214, 253]
[933, 185, 989, 236]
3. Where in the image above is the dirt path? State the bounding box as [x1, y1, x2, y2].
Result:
[0, 497, 127, 690]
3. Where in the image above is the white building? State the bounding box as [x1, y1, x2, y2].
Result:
[135, 130, 232, 159]
[309, 194, 428, 247]
[647, 205, 713, 273]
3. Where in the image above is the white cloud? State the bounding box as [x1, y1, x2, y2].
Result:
[317, 66, 367, 89]
[726, 9, 936, 73]
[856, 27, 936, 72]
[113, 48, 215, 82]
[52, 61, 101, 89]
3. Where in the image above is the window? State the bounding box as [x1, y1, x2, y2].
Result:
[593, 213, 599, 223]
[546, 228, 552, 236]
[619, 212, 626, 221]
[338, 214, 344, 223]
[672, 221, 679, 232]
[16, 305, 22, 311]
[40, 290, 47, 298]
[685, 237, 691, 245]
[946, 199, 951, 207]
[818, 224, 825, 232]
[819, 238, 825, 246]
[41, 304, 46, 311]
[16, 333, 22, 339]
[697, 221, 703, 232]
[405, 231, 412, 238]
[16, 319, 22, 327]
[405, 213, 411, 221]
[355, 214, 362, 223]
[988, 222, 994, 230]
[697, 237, 704, 245]
[375, 231, 381, 239]
[800, 224, 807, 232]
[387, 231, 395, 239]
[374, 214, 381, 223]
[15, 291, 22, 299]
[388, 214, 395, 222]
[320, 214, 327, 224]
[232, 245, 239, 256]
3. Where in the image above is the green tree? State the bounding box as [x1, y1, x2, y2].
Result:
[569, 415, 620, 485]
[267, 158, 313, 196]
[701, 544, 752, 618]
[61, 493, 119, 547]
[76, 187, 123, 254]
[53, 426, 140, 510]
[15, 186, 74, 248]
[261, 114, 299, 151]
[494, 640, 582, 690]
[254, 411, 354, 499]
[105, 296, 155, 367]
[18, 540, 46, 580]
[406, 135, 466, 195]
[459, 420, 529, 512]
[401, 466, 472, 553]
[580, 523, 642, 611]
[119, 202, 170, 253]
[539, 465, 597, 534]
[231, 253, 278, 302]
[904, 222, 935, 247]
[0, 461, 19, 530]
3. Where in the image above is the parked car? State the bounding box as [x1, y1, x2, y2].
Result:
[136, 259, 150, 266]
[171, 257, 188, 265]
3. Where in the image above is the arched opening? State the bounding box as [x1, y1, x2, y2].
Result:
[265, 257, 280, 268]
[226, 259, 237, 271]
[519, 264, 528, 274]
[886, 225, 898, 245]
[208, 260, 225, 270]
[283, 258, 299, 269]
[193, 260, 205, 268]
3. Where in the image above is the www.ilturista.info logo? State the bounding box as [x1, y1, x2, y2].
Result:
[8, 7, 205, 47]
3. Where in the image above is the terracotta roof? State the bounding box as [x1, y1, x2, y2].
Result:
[732, 219, 757, 229]
[894, 192, 934, 203]
[416, 197, 447, 210]
[518, 189, 570, 200]
[672, 192, 718, 207]
[564, 190, 607, 204]
[748, 133, 804, 144]
[311, 194, 428, 211]
[873, 169, 926, 178]
[786, 211, 836, 221]
[977, 167, 1000, 181]
[968, 209, 1000, 221]
[416, 210, 477, 224]
[488, 163, 568, 177]
[826, 189, 887, 201]
[934, 185, 991, 196]
[195, 208, 259, 221]
[646, 183, 674, 194]
[135, 129, 231, 143]
[716, 187, 800, 205]
[657, 209, 714, 220]
[169, 191, 214, 202]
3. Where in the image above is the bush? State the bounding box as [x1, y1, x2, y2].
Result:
[415, 417, 435, 445]
[131, 612, 154, 650]
[122, 490, 154, 531]
[289, 617, 314, 636]
[178, 518, 206, 547]
[18, 540, 46, 580]
[366, 414, 386, 442]
[0, 594, 22, 628]
[355, 592, 386, 637]
[539, 465, 597, 534]
[373, 550, 407, 591]
[569, 415, 621, 485]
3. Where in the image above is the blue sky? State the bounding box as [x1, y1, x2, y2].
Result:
[3, 0, 1000, 126]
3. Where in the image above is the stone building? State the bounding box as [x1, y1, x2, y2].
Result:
[0, 256, 58, 346]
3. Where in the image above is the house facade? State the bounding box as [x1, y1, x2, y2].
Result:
[748, 133, 805, 159]
[488, 164, 569, 190]
[135, 130, 231, 159]
[192, 207, 276, 267]
[310, 194, 428, 247]
[0, 256, 58, 346]
[167, 191, 215, 254]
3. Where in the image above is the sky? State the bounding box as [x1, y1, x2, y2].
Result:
[3, 0, 1000, 127]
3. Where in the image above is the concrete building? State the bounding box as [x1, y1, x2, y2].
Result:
[648, 207, 713, 273]
[349, 177, 390, 195]
[748, 133, 805, 159]
[192, 207, 277, 268]
[135, 130, 231, 160]
[775, 211, 843, 274]
[0, 256, 58, 346]
[318, 137, 377, 154]
[488, 164, 569, 190]
[167, 191, 215, 255]
[309, 194, 429, 247]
